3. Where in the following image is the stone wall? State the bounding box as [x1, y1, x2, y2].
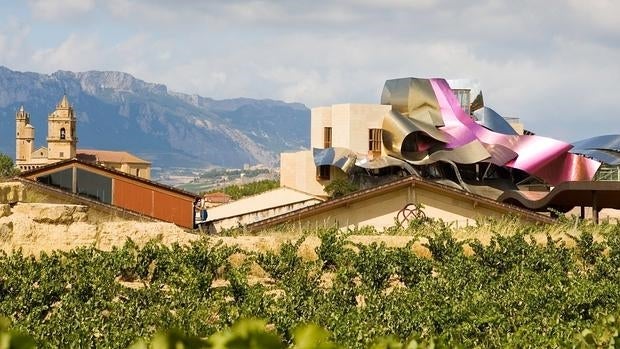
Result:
[0, 182, 24, 204]
[0, 180, 200, 255]
[0, 202, 198, 255]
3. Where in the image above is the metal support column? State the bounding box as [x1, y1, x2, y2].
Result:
[71, 166, 77, 194]
[592, 191, 599, 224]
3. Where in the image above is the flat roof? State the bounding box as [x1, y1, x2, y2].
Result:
[206, 187, 322, 222]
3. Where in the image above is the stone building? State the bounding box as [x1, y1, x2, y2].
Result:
[280, 104, 391, 197]
[15, 96, 151, 179]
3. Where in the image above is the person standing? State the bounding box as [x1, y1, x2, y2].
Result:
[199, 197, 208, 222]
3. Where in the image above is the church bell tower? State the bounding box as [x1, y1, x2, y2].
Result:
[15, 105, 35, 167]
[47, 95, 77, 160]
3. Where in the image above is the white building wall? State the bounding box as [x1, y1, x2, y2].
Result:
[311, 107, 332, 148]
[282, 103, 393, 197]
[318, 104, 391, 155]
[280, 150, 327, 197]
[331, 104, 352, 150]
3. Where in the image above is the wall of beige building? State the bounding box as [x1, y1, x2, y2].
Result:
[126, 163, 150, 179]
[311, 104, 390, 154]
[281, 151, 324, 197]
[284, 104, 392, 196]
[99, 162, 150, 179]
[288, 184, 522, 231]
[280, 150, 348, 197]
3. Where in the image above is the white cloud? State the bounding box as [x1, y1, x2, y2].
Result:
[104, 0, 183, 22]
[347, 0, 438, 9]
[568, 0, 620, 34]
[28, 0, 95, 20]
[2, 0, 619, 141]
[0, 19, 32, 71]
[32, 33, 102, 71]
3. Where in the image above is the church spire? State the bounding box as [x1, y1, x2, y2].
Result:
[57, 94, 70, 109]
[16, 104, 29, 123]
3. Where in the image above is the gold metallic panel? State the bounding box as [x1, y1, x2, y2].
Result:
[382, 110, 448, 160]
[355, 155, 416, 174]
[407, 140, 491, 166]
[381, 78, 443, 126]
[470, 92, 484, 113]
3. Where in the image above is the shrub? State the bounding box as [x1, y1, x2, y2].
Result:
[324, 178, 359, 199]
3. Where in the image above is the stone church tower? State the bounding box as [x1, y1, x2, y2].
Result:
[46, 95, 77, 160]
[15, 105, 35, 164]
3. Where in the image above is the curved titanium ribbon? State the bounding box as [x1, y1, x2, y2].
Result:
[473, 107, 518, 135]
[313, 147, 357, 173]
[571, 135, 620, 165]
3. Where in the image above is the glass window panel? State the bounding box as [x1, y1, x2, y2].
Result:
[36, 168, 73, 192]
[76, 168, 112, 204]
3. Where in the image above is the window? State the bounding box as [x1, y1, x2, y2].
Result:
[76, 168, 112, 204]
[60, 128, 66, 140]
[452, 89, 471, 115]
[323, 127, 332, 148]
[369, 128, 382, 156]
[316, 165, 330, 180]
[37, 168, 73, 192]
[59, 152, 64, 158]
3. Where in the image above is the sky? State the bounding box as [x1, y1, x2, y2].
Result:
[0, 0, 619, 141]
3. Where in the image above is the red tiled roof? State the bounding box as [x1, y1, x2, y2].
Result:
[77, 149, 150, 164]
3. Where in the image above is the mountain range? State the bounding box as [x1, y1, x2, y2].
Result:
[0, 66, 310, 169]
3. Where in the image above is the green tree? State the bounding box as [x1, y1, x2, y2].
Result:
[0, 153, 19, 178]
[206, 179, 279, 200]
[324, 178, 359, 199]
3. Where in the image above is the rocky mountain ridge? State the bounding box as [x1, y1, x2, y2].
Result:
[0, 66, 310, 168]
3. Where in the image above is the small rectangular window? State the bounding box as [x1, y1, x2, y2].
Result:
[369, 129, 382, 156]
[59, 152, 64, 158]
[316, 165, 330, 180]
[323, 127, 332, 148]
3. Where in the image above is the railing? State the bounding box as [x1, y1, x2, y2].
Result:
[595, 166, 620, 181]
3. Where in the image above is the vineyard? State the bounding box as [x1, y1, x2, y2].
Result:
[2, 217, 620, 347]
